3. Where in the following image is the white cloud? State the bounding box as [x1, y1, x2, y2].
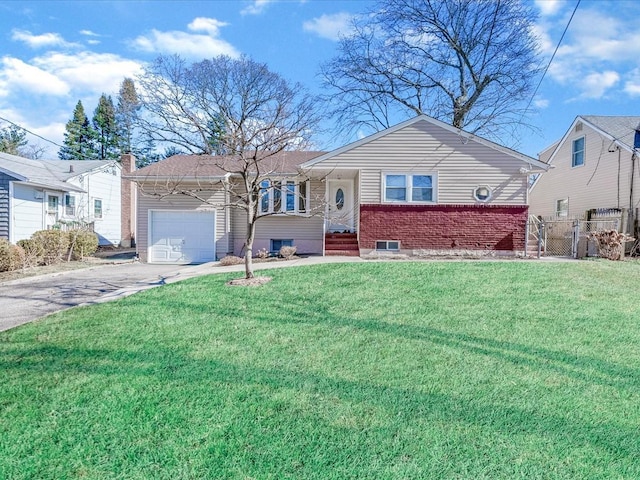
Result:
[131, 18, 239, 58]
[534, 0, 562, 16]
[537, 5, 640, 99]
[0, 56, 69, 96]
[11, 29, 78, 49]
[580, 71, 619, 99]
[623, 69, 640, 97]
[79, 29, 100, 37]
[534, 97, 549, 109]
[240, 0, 274, 16]
[303, 12, 354, 41]
[32, 52, 144, 95]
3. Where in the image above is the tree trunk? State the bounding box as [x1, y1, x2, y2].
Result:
[244, 204, 256, 279]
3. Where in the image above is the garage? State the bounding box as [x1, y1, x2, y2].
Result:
[149, 210, 216, 264]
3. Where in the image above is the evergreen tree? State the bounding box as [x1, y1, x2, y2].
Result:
[59, 100, 98, 160]
[93, 94, 119, 160]
[116, 78, 140, 154]
[0, 124, 27, 155]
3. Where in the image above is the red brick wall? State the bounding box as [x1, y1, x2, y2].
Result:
[359, 204, 528, 251]
[120, 154, 136, 247]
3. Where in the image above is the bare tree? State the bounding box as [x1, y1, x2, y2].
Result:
[321, 0, 541, 143]
[135, 55, 323, 278]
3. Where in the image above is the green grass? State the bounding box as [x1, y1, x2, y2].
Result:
[1, 261, 640, 479]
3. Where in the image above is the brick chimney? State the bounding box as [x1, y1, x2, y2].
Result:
[120, 154, 136, 248]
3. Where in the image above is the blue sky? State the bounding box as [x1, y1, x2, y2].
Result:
[1, 0, 640, 159]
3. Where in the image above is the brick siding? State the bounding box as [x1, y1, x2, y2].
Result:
[359, 204, 528, 251]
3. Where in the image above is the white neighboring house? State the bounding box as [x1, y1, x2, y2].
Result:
[0, 152, 122, 245]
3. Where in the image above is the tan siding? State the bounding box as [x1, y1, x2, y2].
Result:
[136, 185, 227, 261]
[529, 124, 634, 218]
[313, 122, 528, 205]
[231, 179, 325, 255]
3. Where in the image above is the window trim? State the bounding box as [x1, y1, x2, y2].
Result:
[382, 173, 437, 203]
[473, 185, 492, 202]
[555, 198, 569, 217]
[46, 195, 59, 214]
[270, 239, 293, 253]
[93, 198, 103, 219]
[259, 179, 310, 215]
[64, 194, 76, 216]
[376, 240, 400, 251]
[572, 136, 585, 168]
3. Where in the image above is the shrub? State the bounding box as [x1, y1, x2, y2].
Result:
[17, 239, 44, 268]
[31, 230, 70, 265]
[68, 230, 99, 260]
[256, 248, 270, 259]
[0, 239, 25, 272]
[219, 255, 244, 266]
[589, 229, 634, 260]
[279, 245, 297, 260]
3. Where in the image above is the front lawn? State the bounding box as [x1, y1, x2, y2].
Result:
[1, 261, 639, 479]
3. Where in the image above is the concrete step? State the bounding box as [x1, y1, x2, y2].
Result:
[325, 249, 361, 256]
[325, 243, 359, 250]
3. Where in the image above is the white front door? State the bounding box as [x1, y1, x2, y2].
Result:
[327, 179, 354, 232]
[45, 193, 60, 229]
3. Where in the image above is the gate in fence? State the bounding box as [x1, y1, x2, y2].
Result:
[526, 216, 620, 258]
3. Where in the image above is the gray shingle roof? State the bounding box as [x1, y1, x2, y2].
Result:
[127, 151, 326, 180]
[581, 116, 640, 150]
[0, 152, 114, 192]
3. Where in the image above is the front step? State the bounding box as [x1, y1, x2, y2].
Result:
[325, 233, 360, 257]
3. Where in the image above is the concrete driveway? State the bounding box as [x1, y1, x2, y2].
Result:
[0, 262, 204, 332]
[0, 255, 365, 333]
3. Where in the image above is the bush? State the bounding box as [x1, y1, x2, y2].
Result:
[68, 230, 99, 260]
[589, 230, 634, 260]
[31, 230, 69, 265]
[17, 239, 44, 268]
[0, 239, 25, 272]
[256, 248, 270, 259]
[279, 245, 297, 260]
[219, 255, 244, 266]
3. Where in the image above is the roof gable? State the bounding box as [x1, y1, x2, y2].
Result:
[0, 152, 115, 192]
[301, 115, 549, 172]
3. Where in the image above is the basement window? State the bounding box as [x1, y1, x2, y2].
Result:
[376, 240, 400, 251]
[271, 239, 293, 253]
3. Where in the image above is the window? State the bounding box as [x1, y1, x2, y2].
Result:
[556, 198, 568, 217]
[376, 240, 400, 251]
[572, 137, 585, 167]
[93, 199, 103, 219]
[271, 239, 293, 253]
[473, 185, 492, 202]
[259, 180, 309, 214]
[384, 174, 435, 203]
[64, 194, 76, 216]
[47, 195, 58, 213]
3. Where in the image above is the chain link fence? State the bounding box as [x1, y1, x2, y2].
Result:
[535, 219, 620, 258]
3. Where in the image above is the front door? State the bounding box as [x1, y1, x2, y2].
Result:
[327, 179, 354, 232]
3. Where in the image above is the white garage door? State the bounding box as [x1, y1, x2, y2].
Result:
[149, 210, 215, 264]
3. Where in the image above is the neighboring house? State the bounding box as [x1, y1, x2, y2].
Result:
[529, 115, 640, 232]
[127, 115, 549, 263]
[0, 152, 122, 245]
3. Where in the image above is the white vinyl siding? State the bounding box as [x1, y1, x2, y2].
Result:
[312, 121, 529, 205]
[530, 123, 638, 220]
[10, 183, 46, 243]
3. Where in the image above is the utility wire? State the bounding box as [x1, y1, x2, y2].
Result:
[0, 114, 65, 150]
[523, 0, 581, 115]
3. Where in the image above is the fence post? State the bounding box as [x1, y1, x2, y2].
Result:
[572, 220, 580, 258]
[537, 219, 544, 259]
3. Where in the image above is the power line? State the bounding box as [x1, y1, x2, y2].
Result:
[0, 114, 65, 150]
[524, 0, 581, 115]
